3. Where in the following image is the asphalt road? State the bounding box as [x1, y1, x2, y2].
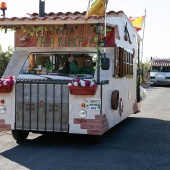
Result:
[0, 85, 170, 170]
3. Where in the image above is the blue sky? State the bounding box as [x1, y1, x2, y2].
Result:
[0, 0, 170, 62]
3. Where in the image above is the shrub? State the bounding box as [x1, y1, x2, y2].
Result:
[0, 45, 13, 77]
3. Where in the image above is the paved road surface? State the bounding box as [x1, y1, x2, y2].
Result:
[0, 85, 170, 170]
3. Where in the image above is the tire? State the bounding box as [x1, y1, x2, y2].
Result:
[12, 130, 29, 141]
[111, 90, 119, 110]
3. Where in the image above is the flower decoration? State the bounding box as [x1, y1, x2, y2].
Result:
[68, 78, 97, 87]
[0, 76, 16, 86]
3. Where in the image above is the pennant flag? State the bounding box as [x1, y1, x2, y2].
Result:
[129, 16, 145, 31]
[86, 0, 108, 18]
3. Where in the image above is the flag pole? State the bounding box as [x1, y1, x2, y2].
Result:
[141, 9, 146, 82]
[97, 0, 107, 84]
[104, 0, 107, 42]
[104, 0, 107, 57]
[141, 9, 146, 64]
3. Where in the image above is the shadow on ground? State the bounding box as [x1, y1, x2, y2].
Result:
[1, 116, 170, 170]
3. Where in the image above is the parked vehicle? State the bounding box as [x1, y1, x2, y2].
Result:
[0, 8, 142, 142]
[150, 58, 170, 86]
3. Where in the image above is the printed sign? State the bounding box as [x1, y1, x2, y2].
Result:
[15, 24, 98, 48]
[15, 25, 115, 48]
[84, 99, 101, 110]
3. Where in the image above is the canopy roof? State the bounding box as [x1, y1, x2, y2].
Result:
[151, 59, 170, 67]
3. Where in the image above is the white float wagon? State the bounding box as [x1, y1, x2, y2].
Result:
[0, 8, 142, 142]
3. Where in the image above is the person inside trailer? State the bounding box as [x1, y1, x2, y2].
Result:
[57, 55, 78, 74]
[68, 55, 95, 75]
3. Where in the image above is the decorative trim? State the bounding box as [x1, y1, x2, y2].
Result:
[0, 119, 11, 131]
[119, 98, 123, 116]
[115, 25, 120, 40]
[111, 90, 119, 110]
[133, 99, 138, 113]
[74, 114, 109, 135]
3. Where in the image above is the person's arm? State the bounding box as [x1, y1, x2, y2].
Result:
[70, 61, 79, 73]
[68, 56, 79, 73]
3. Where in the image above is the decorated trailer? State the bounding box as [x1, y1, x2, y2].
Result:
[0, 9, 142, 142]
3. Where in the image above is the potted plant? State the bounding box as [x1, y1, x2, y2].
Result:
[68, 78, 97, 95]
[0, 76, 16, 93]
[45, 57, 53, 73]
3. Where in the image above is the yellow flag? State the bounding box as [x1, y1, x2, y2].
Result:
[86, 0, 108, 18]
[129, 16, 145, 31]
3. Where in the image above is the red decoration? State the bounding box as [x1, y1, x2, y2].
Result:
[69, 85, 97, 95]
[0, 84, 13, 93]
[105, 28, 115, 47]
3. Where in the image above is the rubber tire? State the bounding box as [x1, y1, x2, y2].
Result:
[111, 90, 119, 110]
[12, 130, 29, 141]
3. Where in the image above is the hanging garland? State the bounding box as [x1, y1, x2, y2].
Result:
[0, 25, 82, 36]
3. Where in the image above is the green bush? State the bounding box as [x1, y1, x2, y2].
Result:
[0, 45, 13, 77]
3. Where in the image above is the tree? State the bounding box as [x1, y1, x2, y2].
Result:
[142, 57, 152, 70]
[0, 45, 13, 77]
[140, 56, 157, 82]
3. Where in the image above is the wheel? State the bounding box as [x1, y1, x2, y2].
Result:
[12, 130, 29, 141]
[111, 90, 119, 110]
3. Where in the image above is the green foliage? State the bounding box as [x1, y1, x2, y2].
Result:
[142, 57, 152, 69]
[45, 57, 53, 71]
[0, 45, 13, 77]
[139, 57, 151, 70]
